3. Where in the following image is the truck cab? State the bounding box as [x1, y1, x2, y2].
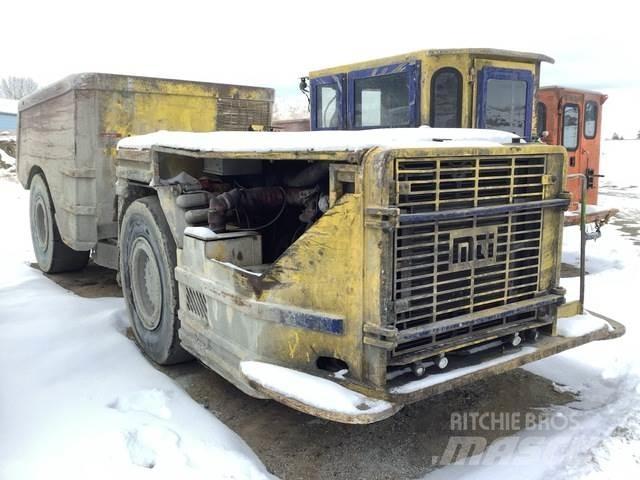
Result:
[536, 86, 608, 210]
[308, 48, 553, 141]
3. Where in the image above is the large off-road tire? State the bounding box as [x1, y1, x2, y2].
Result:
[120, 196, 192, 365]
[29, 173, 90, 273]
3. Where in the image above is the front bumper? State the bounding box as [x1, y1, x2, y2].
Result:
[243, 315, 624, 424]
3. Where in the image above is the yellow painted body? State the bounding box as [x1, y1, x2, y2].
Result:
[309, 48, 552, 134]
[171, 142, 569, 402]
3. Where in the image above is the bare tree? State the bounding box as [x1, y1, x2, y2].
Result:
[1, 76, 38, 99]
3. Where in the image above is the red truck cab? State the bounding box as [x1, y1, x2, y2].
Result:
[535, 86, 608, 211]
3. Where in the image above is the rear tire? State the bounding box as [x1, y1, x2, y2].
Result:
[120, 196, 192, 365]
[29, 173, 89, 273]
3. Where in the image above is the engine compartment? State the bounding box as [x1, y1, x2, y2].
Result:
[160, 158, 333, 264]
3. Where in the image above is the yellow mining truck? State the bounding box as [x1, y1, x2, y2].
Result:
[113, 127, 622, 423]
[18, 74, 623, 423]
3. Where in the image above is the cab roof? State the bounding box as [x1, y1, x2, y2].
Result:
[310, 48, 554, 76]
[539, 85, 607, 97]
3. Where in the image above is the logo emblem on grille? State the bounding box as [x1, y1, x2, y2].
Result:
[448, 227, 498, 272]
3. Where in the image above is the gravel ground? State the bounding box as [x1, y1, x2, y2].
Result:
[45, 262, 574, 479]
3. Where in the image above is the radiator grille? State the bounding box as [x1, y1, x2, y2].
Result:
[396, 156, 545, 211]
[392, 155, 546, 360]
[185, 286, 208, 320]
[216, 98, 272, 131]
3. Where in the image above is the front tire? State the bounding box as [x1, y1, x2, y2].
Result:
[120, 196, 191, 365]
[29, 173, 89, 273]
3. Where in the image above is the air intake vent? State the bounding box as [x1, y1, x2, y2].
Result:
[396, 156, 545, 212]
[216, 98, 272, 131]
[185, 287, 208, 320]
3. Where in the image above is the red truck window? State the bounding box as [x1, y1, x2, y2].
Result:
[584, 101, 598, 139]
[562, 104, 580, 151]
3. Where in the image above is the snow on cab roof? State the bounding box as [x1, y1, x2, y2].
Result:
[117, 127, 522, 154]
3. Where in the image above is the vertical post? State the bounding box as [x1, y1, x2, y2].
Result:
[579, 176, 586, 315]
[567, 173, 587, 314]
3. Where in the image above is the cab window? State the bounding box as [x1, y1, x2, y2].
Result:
[310, 75, 345, 130]
[562, 104, 579, 151]
[477, 68, 533, 139]
[354, 73, 409, 127]
[348, 62, 419, 129]
[430, 68, 462, 128]
[584, 101, 598, 139]
[485, 79, 527, 136]
[316, 84, 339, 129]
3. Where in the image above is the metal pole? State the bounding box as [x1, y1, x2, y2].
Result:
[567, 173, 587, 314]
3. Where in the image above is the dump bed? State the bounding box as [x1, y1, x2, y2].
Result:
[17, 73, 274, 252]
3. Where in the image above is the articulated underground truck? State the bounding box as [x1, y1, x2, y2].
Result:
[18, 73, 623, 423]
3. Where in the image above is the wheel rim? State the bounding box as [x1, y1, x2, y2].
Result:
[130, 237, 162, 331]
[33, 195, 49, 252]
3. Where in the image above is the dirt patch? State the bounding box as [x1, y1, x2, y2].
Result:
[561, 262, 583, 278]
[156, 360, 574, 480]
[31, 261, 122, 298]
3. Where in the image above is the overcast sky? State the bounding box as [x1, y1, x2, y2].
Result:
[4, 0, 638, 137]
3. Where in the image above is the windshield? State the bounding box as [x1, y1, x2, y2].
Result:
[354, 73, 410, 128]
[484, 78, 527, 136]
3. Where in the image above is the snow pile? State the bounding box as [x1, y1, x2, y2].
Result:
[117, 127, 520, 153]
[556, 313, 611, 337]
[0, 148, 16, 177]
[0, 179, 272, 479]
[241, 361, 394, 417]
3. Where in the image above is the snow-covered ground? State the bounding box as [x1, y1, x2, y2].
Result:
[425, 140, 640, 479]
[0, 167, 272, 478]
[0, 147, 16, 176]
[1, 140, 639, 479]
